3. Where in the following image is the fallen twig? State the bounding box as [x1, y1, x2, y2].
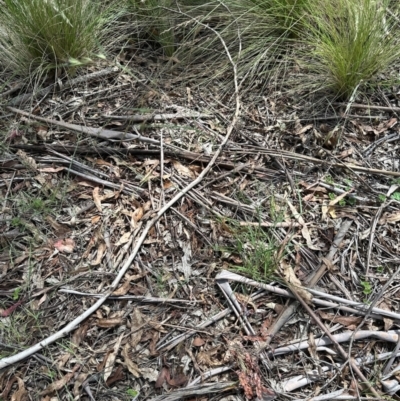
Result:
[7, 107, 160, 143]
[102, 111, 212, 122]
[7, 67, 118, 106]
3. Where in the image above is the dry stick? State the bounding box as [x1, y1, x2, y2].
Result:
[0, 25, 241, 372]
[306, 219, 353, 287]
[240, 147, 400, 178]
[7, 67, 119, 107]
[101, 111, 212, 123]
[336, 102, 400, 112]
[287, 284, 382, 398]
[10, 144, 280, 181]
[7, 107, 160, 143]
[365, 203, 385, 277]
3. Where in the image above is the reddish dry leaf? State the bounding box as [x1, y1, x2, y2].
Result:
[192, 337, 205, 347]
[2, 376, 18, 401]
[0, 299, 23, 317]
[54, 238, 75, 254]
[91, 215, 101, 224]
[155, 367, 169, 388]
[155, 367, 188, 388]
[40, 365, 79, 396]
[167, 373, 188, 387]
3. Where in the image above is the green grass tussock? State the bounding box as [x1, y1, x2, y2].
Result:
[302, 0, 400, 99]
[0, 0, 113, 76]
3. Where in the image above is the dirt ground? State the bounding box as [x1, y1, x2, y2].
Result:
[1, 44, 400, 401]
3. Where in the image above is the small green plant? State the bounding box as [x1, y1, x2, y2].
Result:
[127, 389, 139, 399]
[325, 175, 334, 185]
[12, 287, 21, 301]
[361, 280, 372, 296]
[378, 194, 387, 203]
[31, 198, 45, 213]
[228, 221, 281, 282]
[11, 217, 24, 228]
[376, 266, 385, 273]
[328, 192, 336, 201]
[391, 192, 400, 201]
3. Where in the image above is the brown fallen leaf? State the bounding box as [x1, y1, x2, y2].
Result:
[129, 308, 145, 348]
[72, 324, 89, 347]
[93, 187, 102, 212]
[11, 377, 28, 401]
[280, 261, 312, 304]
[97, 317, 124, 328]
[122, 343, 141, 378]
[106, 365, 125, 387]
[104, 334, 123, 382]
[72, 372, 88, 398]
[173, 160, 195, 178]
[40, 365, 80, 395]
[318, 311, 362, 329]
[91, 241, 106, 266]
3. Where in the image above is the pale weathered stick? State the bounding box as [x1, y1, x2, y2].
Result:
[101, 111, 212, 122]
[7, 67, 119, 106]
[306, 219, 353, 286]
[8, 106, 160, 143]
[216, 270, 400, 321]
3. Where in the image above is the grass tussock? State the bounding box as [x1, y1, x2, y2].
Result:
[0, 0, 113, 76]
[302, 0, 400, 99]
[126, 0, 176, 56]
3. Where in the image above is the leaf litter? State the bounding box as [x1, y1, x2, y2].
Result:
[1, 41, 400, 401]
